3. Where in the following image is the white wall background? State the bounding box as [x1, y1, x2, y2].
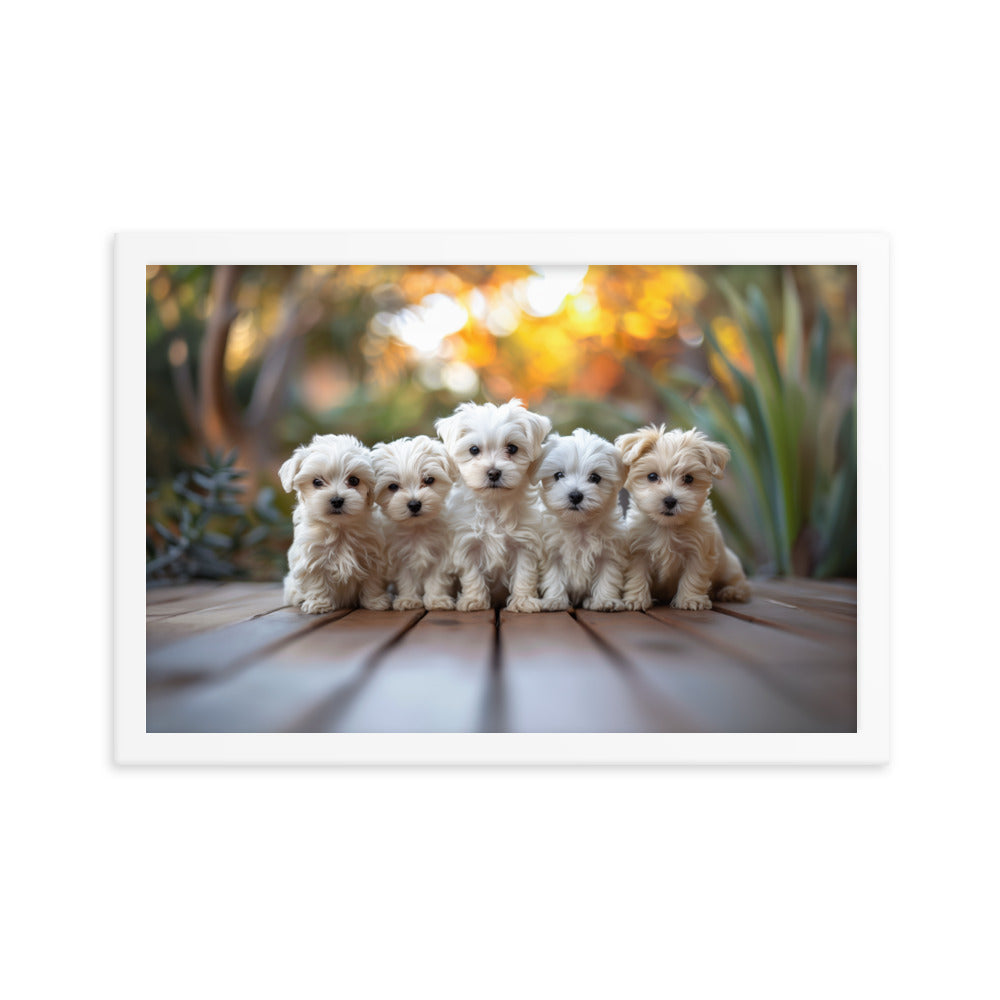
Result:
[3, 3, 997, 997]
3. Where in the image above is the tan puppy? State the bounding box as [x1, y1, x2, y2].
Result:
[279, 433, 391, 613]
[371, 435, 458, 611]
[435, 397, 551, 612]
[616, 425, 751, 610]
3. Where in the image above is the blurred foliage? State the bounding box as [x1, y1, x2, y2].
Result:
[146, 262, 856, 580]
[146, 450, 288, 584]
[630, 273, 855, 577]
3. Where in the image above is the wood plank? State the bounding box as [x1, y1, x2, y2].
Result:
[146, 585, 288, 649]
[775, 576, 858, 599]
[496, 611, 694, 732]
[146, 610, 424, 733]
[145, 581, 225, 606]
[646, 605, 856, 729]
[146, 606, 349, 686]
[711, 593, 857, 646]
[321, 610, 495, 732]
[575, 610, 841, 732]
[146, 581, 277, 619]
[753, 579, 857, 619]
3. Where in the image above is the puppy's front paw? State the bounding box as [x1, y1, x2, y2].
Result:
[506, 596, 542, 614]
[423, 594, 456, 611]
[361, 593, 393, 611]
[539, 597, 571, 612]
[715, 582, 752, 603]
[300, 598, 335, 615]
[622, 596, 652, 612]
[392, 595, 424, 611]
[456, 595, 491, 612]
[584, 597, 626, 612]
[672, 593, 712, 611]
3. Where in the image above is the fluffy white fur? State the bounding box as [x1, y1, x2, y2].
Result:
[535, 428, 628, 611]
[435, 397, 551, 612]
[279, 433, 391, 613]
[616, 425, 751, 611]
[371, 435, 458, 611]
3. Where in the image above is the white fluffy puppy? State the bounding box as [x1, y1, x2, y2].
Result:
[616, 425, 751, 611]
[435, 397, 551, 612]
[371, 435, 457, 611]
[535, 428, 628, 611]
[279, 433, 391, 614]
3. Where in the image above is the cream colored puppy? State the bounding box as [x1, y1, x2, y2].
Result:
[371, 435, 457, 611]
[535, 428, 628, 611]
[279, 433, 391, 614]
[435, 397, 551, 612]
[616, 425, 751, 611]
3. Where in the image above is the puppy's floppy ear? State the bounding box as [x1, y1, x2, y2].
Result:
[357, 451, 377, 506]
[503, 397, 551, 452]
[434, 413, 457, 451]
[520, 411, 553, 480]
[705, 441, 729, 479]
[278, 444, 308, 492]
[533, 432, 561, 481]
[369, 441, 388, 474]
[433, 439, 460, 482]
[696, 433, 730, 478]
[521, 407, 553, 454]
[609, 444, 626, 485]
[614, 426, 660, 468]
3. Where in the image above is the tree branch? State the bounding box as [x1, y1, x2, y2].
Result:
[198, 264, 243, 450]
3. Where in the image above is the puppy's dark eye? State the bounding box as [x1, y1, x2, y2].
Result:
[506, 444, 518, 456]
[647, 472, 659, 482]
[423, 477, 435, 486]
[469, 445, 480, 456]
[588, 473, 602, 484]
[312, 478, 323, 488]
[682, 473, 694, 485]
[387, 483, 399, 492]
[347, 476, 360, 487]
[553, 471, 564, 481]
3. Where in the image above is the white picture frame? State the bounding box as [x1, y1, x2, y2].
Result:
[118, 232, 889, 765]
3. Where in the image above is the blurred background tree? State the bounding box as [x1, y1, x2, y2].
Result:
[146, 263, 856, 581]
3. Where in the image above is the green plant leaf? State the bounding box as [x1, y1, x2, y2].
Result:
[781, 268, 804, 380]
[809, 307, 831, 391]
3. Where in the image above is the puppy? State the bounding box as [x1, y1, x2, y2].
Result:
[616, 425, 751, 610]
[279, 433, 391, 613]
[435, 397, 551, 612]
[371, 435, 457, 611]
[535, 428, 628, 611]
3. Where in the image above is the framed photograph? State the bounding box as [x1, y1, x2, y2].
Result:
[118, 232, 889, 765]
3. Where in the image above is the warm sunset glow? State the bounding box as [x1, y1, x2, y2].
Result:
[518, 265, 589, 317]
[378, 293, 468, 356]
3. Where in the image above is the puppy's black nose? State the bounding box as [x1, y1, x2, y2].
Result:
[407, 499, 422, 513]
[663, 496, 677, 509]
[330, 496, 345, 509]
[487, 468, 502, 482]
[569, 490, 584, 505]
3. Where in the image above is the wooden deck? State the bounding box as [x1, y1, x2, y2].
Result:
[146, 578, 856, 733]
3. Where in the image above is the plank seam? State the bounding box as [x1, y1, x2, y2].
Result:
[570, 611, 703, 732]
[285, 610, 429, 733]
[711, 603, 836, 639]
[147, 608, 351, 690]
[646, 610, 854, 727]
